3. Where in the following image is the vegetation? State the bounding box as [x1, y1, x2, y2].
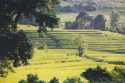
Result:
[81, 66, 125, 83]
[63, 77, 83, 83]
[0, 0, 60, 77]
[18, 74, 45, 83]
[49, 77, 59, 83]
[110, 10, 120, 32]
[81, 66, 113, 83]
[18, 66, 125, 83]
[0, 1, 125, 83]
[18, 74, 83, 83]
[91, 14, 106, 30]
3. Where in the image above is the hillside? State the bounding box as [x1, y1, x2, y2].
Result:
[26, 30, 125, 53]
[1, 29, 125, 83]
[60, 0, 125, 9]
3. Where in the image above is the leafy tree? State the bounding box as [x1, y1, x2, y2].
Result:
[110, 10, 120, 32]
[0, 0, 60, 76]
[0, 30, 32, 68]
[35, 0, 60, 32]
[91, 14, 106, 30]
[36, 13, 59, 33]
[74, 35, 86, 57]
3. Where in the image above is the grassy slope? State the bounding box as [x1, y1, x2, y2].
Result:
[0, 49, 125, 83]
[1, 29, 125, 83]
[0, 12, 125, 83]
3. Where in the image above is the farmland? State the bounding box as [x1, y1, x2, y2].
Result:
[0, 12, 125, 83]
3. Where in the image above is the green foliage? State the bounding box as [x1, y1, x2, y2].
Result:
[91, 14, 106, 30]
[0, 30, 32, 76]
[0, 0, 60, 77]
[18, 74, 46, 83]
[81, 66, 125, 83]
[0, 58, 13, 77]
[49, 77, 59, 83]
[63, 77, 83, 83]
[19, 80, 26, 83]
[81, 66, 113, 83]
[110, 10, 120, 32]
[112, 67, 125, 82]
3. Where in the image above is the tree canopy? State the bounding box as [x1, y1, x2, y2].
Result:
[0, 0, 60, 77]
[0, 0, 60, 32]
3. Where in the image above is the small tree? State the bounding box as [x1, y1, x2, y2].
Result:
[74, 35, 86, 57]
[110, 10, 120, 32]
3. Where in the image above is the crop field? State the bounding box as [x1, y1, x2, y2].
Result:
[1, 29, 125, 83]
[0, 12, 125, 83]
[0, 48, 125, 83]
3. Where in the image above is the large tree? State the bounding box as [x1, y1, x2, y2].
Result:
[91, 14, 106, 30]
[0, 0, 60, 77]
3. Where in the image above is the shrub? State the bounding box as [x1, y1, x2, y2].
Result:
[81, 66, 112, 82]
[49, 77, 59, 83]
[18, 74, 46, 83]
[63, 77, 83, 83]
[18, 80, 26, 83]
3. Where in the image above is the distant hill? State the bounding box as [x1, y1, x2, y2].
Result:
[58, 0, 125, 12]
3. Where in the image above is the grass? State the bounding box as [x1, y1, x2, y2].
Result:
[26, 29, 125, 52]
[0, 49, 125, 83]
[0, 12, 125, 83]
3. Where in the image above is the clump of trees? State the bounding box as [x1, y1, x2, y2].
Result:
[81, 66, 112, 82]
[19, 74, 46, 83]
[49, 77, 59, 83]
[91, 14, 106, 30]
[65, 11, 106, 30]
[63, 77, 83, 83]
[18, 74, 83, 83]
[81, 66, 125, 83]
[0, 0, 60, 77]
[0, 30, 32, 77]
[18, 67, 125, 83]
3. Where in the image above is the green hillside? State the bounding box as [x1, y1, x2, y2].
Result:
[0, 29, 125, 83]
[26, 30, 125, 53]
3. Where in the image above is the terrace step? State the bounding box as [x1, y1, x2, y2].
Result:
[25, 30, 125, 51]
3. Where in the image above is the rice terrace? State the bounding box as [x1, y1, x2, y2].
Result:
[0, 0, 125, 83]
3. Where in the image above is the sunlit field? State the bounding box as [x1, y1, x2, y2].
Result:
[0, 12, 125, 83]
[0, 48, 125, 83]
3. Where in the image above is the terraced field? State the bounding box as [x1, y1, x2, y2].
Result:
[26, 30, 125, 52]
[0, 48, 125, 83]
[0, 27, 125, 83]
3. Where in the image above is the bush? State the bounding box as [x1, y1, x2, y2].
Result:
[49, 77, 59, 83]
[18, 74, 46, 83]
[81, 66, 112, 82]
[18, 80, 26, 83]
[112, 67, 125, 82]
[63, 77, 83, 83]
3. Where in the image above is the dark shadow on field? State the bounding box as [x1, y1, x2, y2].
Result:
[84, 55, 125, 65]
[94, 49, 125, 54]
[47, 34, 63, 48]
